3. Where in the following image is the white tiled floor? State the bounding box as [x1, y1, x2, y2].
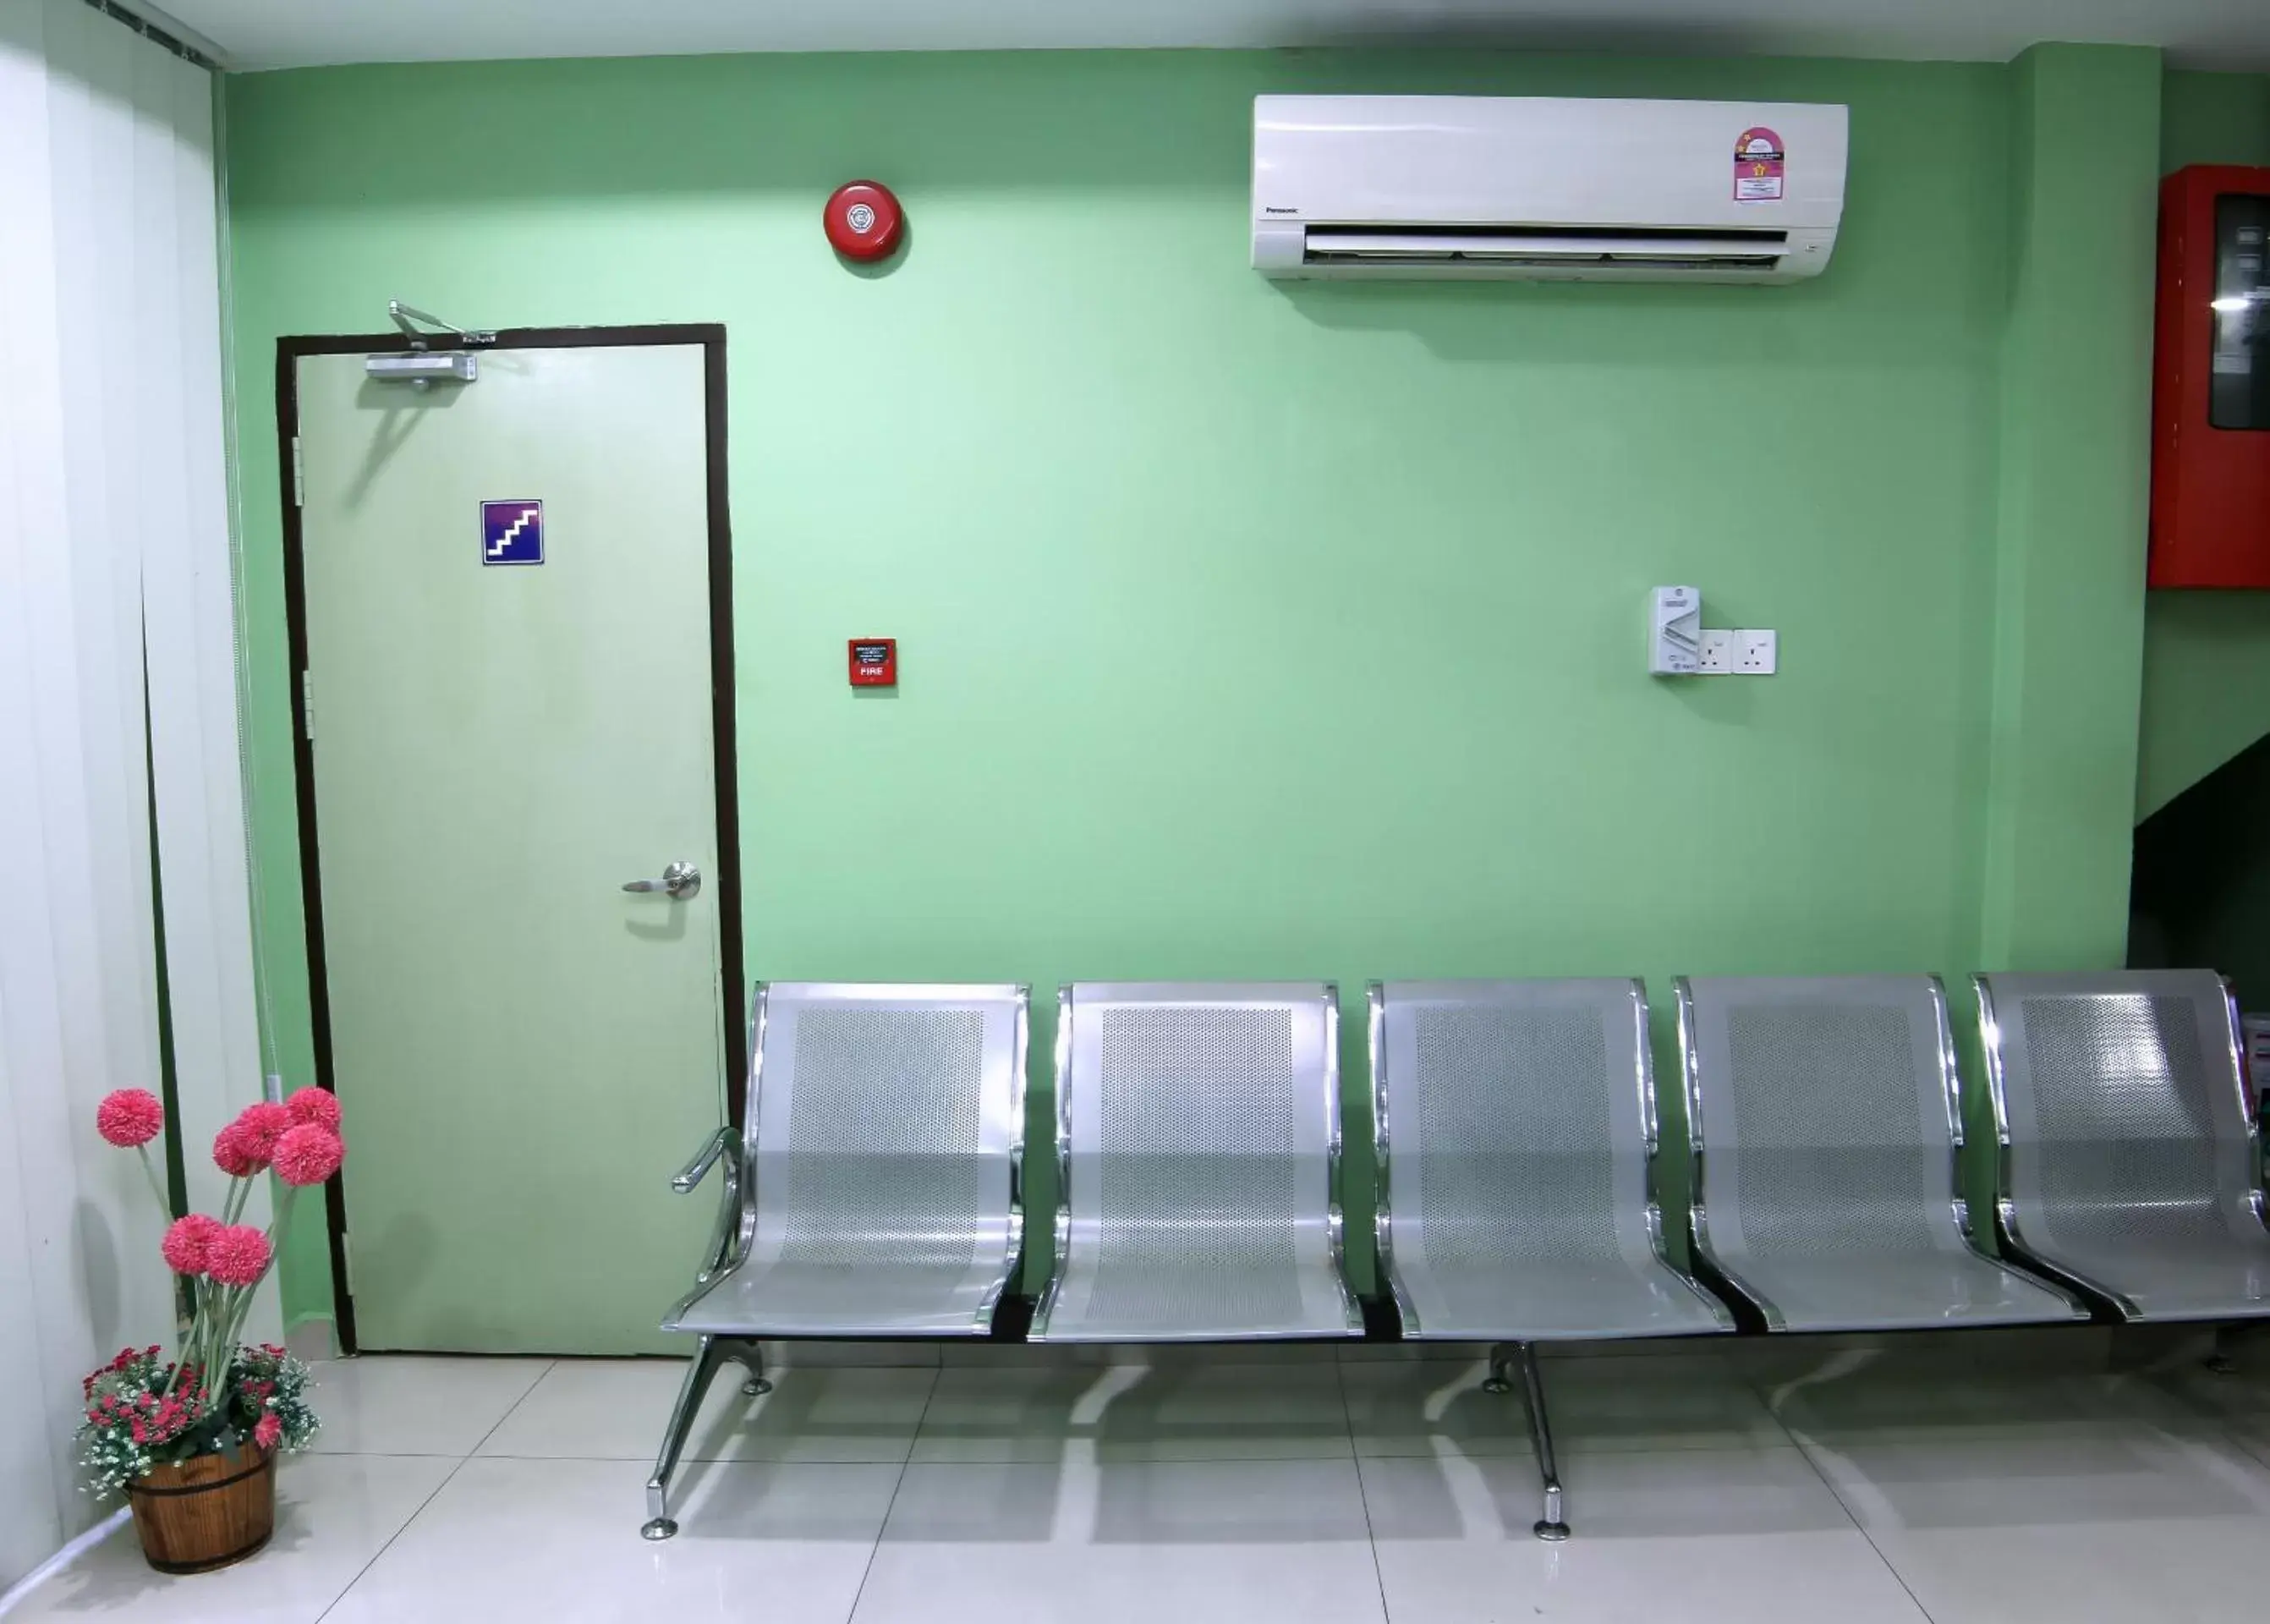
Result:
[478, 1358, 936, 1464]
[14, 1341, 2270, 1623]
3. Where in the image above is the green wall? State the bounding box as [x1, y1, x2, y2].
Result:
[2137, 70, 2270, 819]
[224, 47, 2163, 1336]
[1980, 46, 2160, 967]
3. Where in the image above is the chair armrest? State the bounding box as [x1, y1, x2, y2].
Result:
[672, 1126, 746, 1287]
[672, 1126, 740, 1193]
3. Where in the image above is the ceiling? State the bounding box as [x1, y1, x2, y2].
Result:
[156, 0, 2270, 73]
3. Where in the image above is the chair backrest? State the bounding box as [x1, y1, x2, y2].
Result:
[743, 982, 1027, 1282]
[1045, 981, 1351, 1335]
[1372, 979, 1665, 1290]
[1679, 975, 1967, 1272]
[1976, 969, 2256, 1254]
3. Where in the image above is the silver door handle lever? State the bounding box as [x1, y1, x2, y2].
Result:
[623, 860, 700, 899]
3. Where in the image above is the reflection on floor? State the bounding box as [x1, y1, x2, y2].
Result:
[10, 1336, 2270, 1622]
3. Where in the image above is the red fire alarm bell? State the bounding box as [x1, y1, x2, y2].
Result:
[824, 182, 904, 263]
[2150, 163, 2270, 587]
[849, 639, 896, 687]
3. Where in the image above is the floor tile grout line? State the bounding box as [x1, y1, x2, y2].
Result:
[304, 1448, 492, 1459]
[1784, 1435, 1940, 1624]
[477, 1447, 1365, 1463]
[309, 1358, 556, 1624]
[461, 1358, 561, 1458]
[473, 1450, 933, 1463]
[1751, 1374, 1941, 1624]
[838, 1362, 941, 1624]
[2203, 1410, 2270, 1474]
[1335, 1358, 1395, 1624]
[309, 1453, 475, 1624]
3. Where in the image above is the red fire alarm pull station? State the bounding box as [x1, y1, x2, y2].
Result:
[2150, 164, 2270, 587]
[849, 639, 896, 687]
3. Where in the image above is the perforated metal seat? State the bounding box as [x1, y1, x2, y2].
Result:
[1372, 979, 1732, 1341]
[1977, 970, 2270, 1322]
[1031, 982, 1361, 1341]
[665, 983, 1028, 1339]
[1680, 975, 2086, 1333]
[1374, 978, 1732, 1544]
[644, 983, 1026, 1538]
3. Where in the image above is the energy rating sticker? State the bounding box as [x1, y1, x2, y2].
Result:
[1734, 127, 1785, 202]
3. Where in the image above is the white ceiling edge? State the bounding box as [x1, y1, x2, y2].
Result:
[206, 40, 2270, 79]
[155, 0, 2270, 75]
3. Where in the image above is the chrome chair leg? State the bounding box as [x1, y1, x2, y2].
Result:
[735, 1339, 772, 1396]
[643, 1335, 731, 1540]
[2206, 1322, 2262, 1375]
[1483, 1342, 1515, 1394]
[1512, 1341, 1570, 1541]
[2208, 1326, 2237, 1374]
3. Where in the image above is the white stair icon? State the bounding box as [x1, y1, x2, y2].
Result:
[487, 507, 540, 558]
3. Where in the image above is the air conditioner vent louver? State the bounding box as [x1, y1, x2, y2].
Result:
[1301, 225, 1790, 271]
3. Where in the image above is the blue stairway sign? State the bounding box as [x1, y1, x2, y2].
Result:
[480, 500, 544, 566]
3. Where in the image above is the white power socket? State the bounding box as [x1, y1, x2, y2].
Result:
[1693, 628, 1775, 676]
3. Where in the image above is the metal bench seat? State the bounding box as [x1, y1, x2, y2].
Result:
[1390, 1259, 1729, 1340]
[645, 982, 1028, 1537]
[669, 1260, 1013, 1339]
[1371, 979, 1733, 1543]
[1680, 974, 2087, 1334]
[1977, 969, 2270, 1322]
[1031, 981, 1362, 1342]
[1671, 1252, 2073, 1330]
[1372, 979, 1731, 1342]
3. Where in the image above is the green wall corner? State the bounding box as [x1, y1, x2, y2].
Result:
[1977, 44, 2160, 970]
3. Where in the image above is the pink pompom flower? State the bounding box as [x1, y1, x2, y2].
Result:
[272, 1124, 345, 1188]
[203, 1225, 271, 1288]
[213, 1123, 257, 1177]
[254, 1412, 282, 1451]
[229, 1102, 293, 1165]
[161, 1214, 222, 1276]
[284, 1087, 341, 1133]
[96, 1089, 164, 1148]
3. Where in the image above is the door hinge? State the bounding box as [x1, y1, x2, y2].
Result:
[300, 668, 314, 743]
[291, 436, 304, 508]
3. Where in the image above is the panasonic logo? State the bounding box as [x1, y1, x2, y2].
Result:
[1263, 206, 1299, 215]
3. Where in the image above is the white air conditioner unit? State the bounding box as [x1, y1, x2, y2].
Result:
[1253, 96, 1849, 284]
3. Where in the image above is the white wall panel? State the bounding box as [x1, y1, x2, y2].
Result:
[0, 0, 250, 1590]
[143, 48, 274, 1301]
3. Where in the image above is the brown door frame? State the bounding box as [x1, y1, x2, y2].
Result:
[274, 325, 745, 1353]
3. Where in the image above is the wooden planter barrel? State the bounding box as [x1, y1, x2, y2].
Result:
[125, 1445, 275, 1573]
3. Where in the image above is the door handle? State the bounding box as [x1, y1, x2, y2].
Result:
[622, 860, 700, 900]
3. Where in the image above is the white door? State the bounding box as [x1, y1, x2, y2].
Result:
[291, 334, 739, 1353]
